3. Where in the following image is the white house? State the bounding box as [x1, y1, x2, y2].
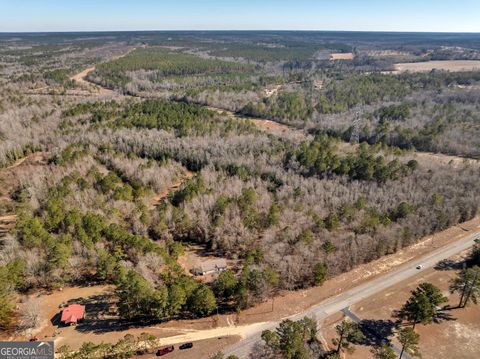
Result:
[191, 258, 227, 276]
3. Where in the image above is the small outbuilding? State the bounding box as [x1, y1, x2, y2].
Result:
[191, 258, 227, 276]
[61, 304, 85, 325]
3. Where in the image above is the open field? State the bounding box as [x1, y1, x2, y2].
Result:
[394, 60, 480, 72]
[330, 52, 354, 60]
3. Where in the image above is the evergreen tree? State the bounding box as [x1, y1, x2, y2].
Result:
[332, 320, 364, 354]
[450, 266, 480, 308]
[0, 266, 15, 329]
[214, 270, 237, 299]
[371, 344, 396, 359]
[312, 262, 328, 285]
[188, 284, 217, 317]
[116, 270, 168, 320]
[168, 284, 187, 316]
[261, 317, 319, 359]
[397, 327, 421, 359]
[397, 282, 447, 327]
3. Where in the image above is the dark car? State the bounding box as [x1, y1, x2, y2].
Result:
[156, 346, 174, 356]
[136, 348, 152, 355]
[179, 342, 193, 350]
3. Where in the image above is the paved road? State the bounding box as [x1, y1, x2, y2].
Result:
[224, 231, 479, 358]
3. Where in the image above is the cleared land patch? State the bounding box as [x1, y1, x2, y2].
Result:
[394, 60, 480, 73]
[330, 52, 354, 60]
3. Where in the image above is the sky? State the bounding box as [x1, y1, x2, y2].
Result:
[1, 0, 480, 33]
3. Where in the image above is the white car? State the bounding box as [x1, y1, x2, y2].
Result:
[416, 264, 424, 270]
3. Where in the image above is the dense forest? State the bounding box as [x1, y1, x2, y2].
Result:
[0, 32, 479, 356]
[85, 41, 480, 159]
[1, 91, 478, 328]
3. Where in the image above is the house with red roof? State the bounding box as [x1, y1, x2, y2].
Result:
[61, 304, 85, 325]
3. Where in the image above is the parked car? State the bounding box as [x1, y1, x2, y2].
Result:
[179, 342, 193, 350]
[416, 264, 424, 270]
[136, 348, 152, 355]
[156, 346, 174, 356]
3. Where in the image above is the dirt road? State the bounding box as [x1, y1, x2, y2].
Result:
[206, 105, 306, 139]
[69, 46, 138, 94]
[69, 66, 115, 95]
[70, 67, 96, 84]
[148, 322, 268, 348]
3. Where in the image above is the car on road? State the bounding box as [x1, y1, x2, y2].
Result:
[416, 264, 424, 270]
[179, 342, 193, 350]
[156, 346, 174, 356]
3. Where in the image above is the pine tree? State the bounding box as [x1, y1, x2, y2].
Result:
[450, 266, 480, 308]
[397, 282, 447, 327]
[332, 320, 364, 354]
[397, 327, 421, 359]
[261, 317, 319, 359]
[371, 343, 397, 359]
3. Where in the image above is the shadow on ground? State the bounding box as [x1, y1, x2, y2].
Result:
[359, 319, 397, 346]
[434, 258, 466, 271]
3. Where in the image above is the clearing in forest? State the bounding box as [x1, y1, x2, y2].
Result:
[330, 53, 354, 60]
[394, 60, 480, 73]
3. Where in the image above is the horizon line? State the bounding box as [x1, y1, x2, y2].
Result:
[1, 29, 480, 35]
